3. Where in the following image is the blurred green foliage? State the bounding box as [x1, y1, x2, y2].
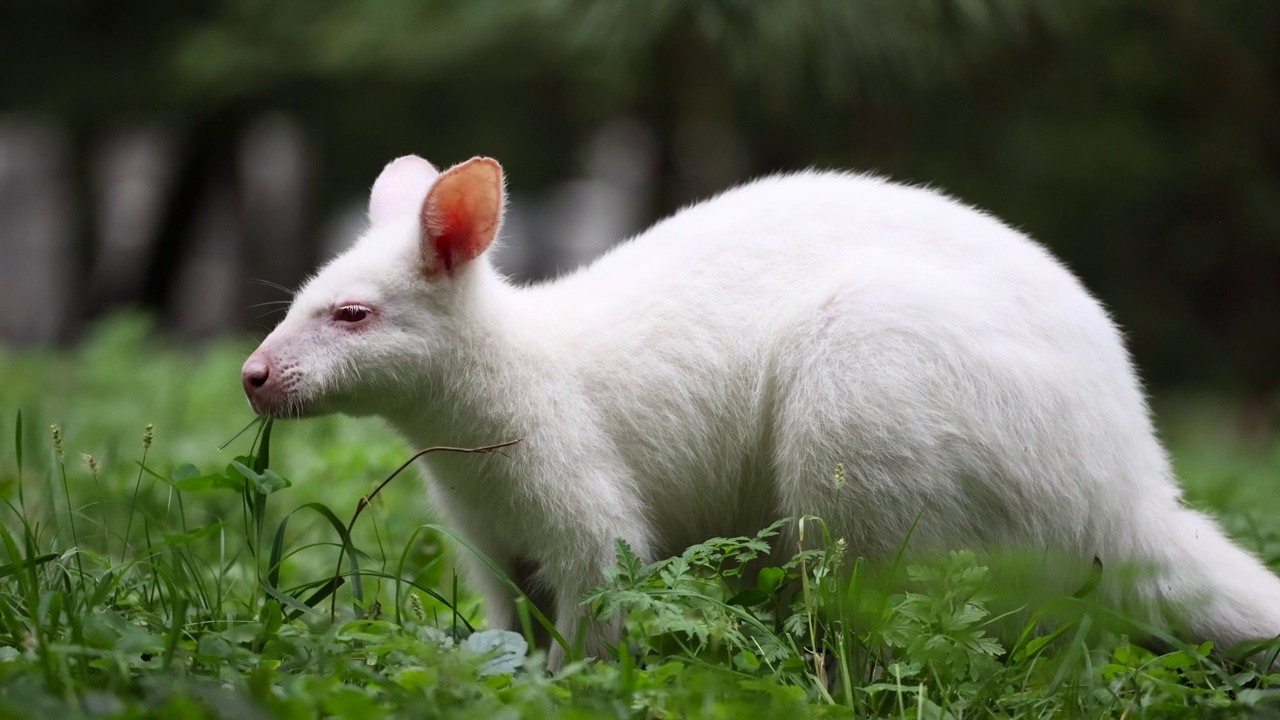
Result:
[1, 316, 1279, 716]
[2, 1, 1277, 393]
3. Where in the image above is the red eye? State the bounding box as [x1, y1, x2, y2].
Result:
[334, 305, 370, 323]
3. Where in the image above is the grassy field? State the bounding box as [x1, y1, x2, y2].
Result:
[2, 315, 1279, 718]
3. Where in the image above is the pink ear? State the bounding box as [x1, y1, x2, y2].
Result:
[369, 155, 439, 226]
[420, 157, 504, 275]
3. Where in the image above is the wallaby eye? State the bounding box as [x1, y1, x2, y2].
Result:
[333, 305, 371, 323]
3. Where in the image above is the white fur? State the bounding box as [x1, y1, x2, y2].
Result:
[245, 157, 1280, 667]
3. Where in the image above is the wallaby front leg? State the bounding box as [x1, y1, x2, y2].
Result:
[470, 564, 519, 633]
[544, 532, 647, 669]
[546, 579, 619, 670]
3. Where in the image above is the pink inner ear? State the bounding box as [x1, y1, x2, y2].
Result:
[421, 158, 503, 275]
[369, 156, 440, 227]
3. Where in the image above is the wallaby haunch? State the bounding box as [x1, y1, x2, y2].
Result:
[243, 155, 1280, 667]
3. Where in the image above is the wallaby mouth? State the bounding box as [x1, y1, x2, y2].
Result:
[242, 351, 312, 419]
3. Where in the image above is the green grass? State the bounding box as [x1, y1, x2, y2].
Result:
[1, 314, 1279, 718]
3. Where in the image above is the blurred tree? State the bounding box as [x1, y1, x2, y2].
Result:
[1, 0, 1277, 400]
[162, 0, 1078, 204]
[883, 1, 1280, 400]
[3, 0, 1074, 329]
[1, 1, 227, 335]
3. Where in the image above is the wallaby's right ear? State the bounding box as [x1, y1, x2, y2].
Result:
[369, 155, 439, 227]
[420, 157, 504, 276]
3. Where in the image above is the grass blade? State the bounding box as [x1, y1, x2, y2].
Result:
[0, 552, 58, 579]
[14, 410, 23, 510]
[424, 523, 564, 650]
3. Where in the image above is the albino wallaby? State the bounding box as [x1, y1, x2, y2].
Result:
[243, 155, 1280, 667]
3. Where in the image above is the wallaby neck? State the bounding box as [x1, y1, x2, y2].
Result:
[384, 261, 560, 476]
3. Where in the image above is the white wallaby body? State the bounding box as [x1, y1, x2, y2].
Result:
[243, 155, 1280, 667]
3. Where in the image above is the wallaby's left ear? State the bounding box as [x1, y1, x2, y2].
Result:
[420, 157, 504, 276]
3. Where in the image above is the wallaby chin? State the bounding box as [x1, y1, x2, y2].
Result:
[244, 154, 1280, 671]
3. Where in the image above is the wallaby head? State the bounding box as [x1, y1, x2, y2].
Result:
[242, 155, 506, 419]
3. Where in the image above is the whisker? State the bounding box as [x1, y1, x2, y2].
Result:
[247, 300, 294, 310]
[248, 278, 297, 296]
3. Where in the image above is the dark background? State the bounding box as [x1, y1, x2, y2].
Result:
[1, 1, 1277, 408]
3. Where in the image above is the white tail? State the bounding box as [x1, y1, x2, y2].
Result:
[1135, 507, 1280, 653]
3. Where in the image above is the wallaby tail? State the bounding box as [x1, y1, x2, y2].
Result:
[1137, 507, 1280, 659]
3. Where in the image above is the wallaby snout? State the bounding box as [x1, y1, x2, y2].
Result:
[241, 352, 286, 417]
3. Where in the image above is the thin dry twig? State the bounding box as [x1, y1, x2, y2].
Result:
[329, 438, 524, 620]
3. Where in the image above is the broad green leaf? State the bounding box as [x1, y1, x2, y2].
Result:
[726, 589, 770, 607]
[196, 634, 233, 659]
[462, 629, 527, 677]
[229, 460, 291, 495]
[756, 566, 785, 593]
[171, 464, 241, 492]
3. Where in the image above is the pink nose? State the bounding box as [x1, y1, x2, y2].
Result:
[242, 355, 272, 399]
